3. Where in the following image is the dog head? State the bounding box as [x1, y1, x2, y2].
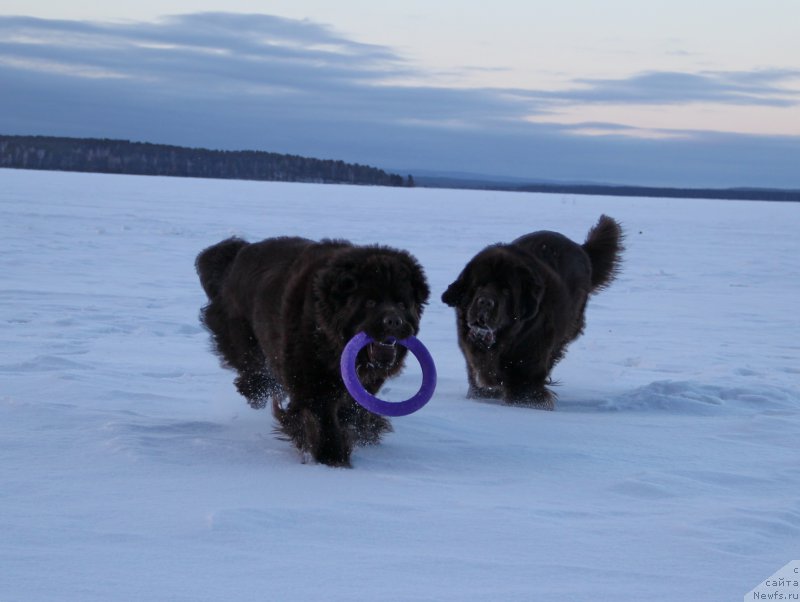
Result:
[442, 246, 544, 349]
[315, 246, 430, 369]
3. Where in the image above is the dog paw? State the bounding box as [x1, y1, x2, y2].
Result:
[339, 400, 393, 446]
[505, 388, 556, 410]
[310, 416, 353, 467]
[467, 385, 503, 400]
[235, 373, 276, 409]
[349, 414, 393, 446]
[314, 438, 353, 467]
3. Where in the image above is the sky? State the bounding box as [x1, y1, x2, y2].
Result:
[1, 1, 799, 188]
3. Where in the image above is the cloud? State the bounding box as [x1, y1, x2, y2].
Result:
[526, 70, 800, 107]
[0, 13, 537, 126]
[0, 14, 405, 91]
[0, 13, 798, 188]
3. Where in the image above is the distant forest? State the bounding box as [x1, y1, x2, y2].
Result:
[2, 134, 797, 201]
[511, 183, 800, 202]
[0, 135, 411, 187]
[416, 176, 800, 202]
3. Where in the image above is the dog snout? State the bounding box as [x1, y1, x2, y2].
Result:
[382, 312, 405, 334]
[473, 295, 497, 326]
[476, 296, 495, 310]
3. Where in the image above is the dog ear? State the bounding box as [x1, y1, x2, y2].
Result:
[399, 254, 430, 307]
[314, 265, 357, 309]
[513, 264, 543, 320]
[411, 270, 430, 308]
[441, 273, 467, 307]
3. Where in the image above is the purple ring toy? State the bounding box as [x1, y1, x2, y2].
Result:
[340, 332, 437, 417]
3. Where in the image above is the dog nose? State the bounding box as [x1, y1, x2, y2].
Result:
[476, 296, 495, 310]
[382, 313, 405, 332]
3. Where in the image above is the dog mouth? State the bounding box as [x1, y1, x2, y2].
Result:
[468, 324, 496, 348]
[366, 338, 398, 368]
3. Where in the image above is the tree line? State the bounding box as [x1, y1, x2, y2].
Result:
[513, 183, 800, 202]
[0, 135, 412, 187]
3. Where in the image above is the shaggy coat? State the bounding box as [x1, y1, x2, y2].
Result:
[442, 215, 624, 409]
[196, 236, 429, 466]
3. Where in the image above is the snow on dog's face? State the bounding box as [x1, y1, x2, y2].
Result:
[315, 246, 430, 370]
[442, 246, 544, 349]
[464, 282, 508, 348]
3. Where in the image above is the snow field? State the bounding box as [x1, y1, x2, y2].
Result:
[1, 169, 798, 601]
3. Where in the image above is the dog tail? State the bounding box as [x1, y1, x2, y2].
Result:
[582, 215, 624, 291]
[195, 237, 248, 299]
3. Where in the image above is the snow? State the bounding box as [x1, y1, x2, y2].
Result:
[1, 168, 798, 601]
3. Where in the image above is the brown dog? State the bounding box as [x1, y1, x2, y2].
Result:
[442, 215, 624, 409]
[196, 236, 429, 466]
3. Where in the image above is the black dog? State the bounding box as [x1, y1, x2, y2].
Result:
[196, 236, 429, 466]
[442, 215, 624, 409]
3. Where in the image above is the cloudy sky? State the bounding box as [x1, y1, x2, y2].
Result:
[1, 1, 799, 188]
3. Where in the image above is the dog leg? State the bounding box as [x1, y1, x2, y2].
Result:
[312, 405, 353, 467]
[232, 343, 282, 409]
[465, 362, 503, 400]
[234, 367, 281, 409]
[277, 401, 353, 467]
[201, 302, 280, 408]
[503, 365, 556, 410]
[339, 400, 393, 446]
[275, 406, 320, 462]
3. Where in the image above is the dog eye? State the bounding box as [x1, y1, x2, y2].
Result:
[365, 299, 376, 308]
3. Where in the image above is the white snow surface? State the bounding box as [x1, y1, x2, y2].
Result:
[1, 168, 799, 601]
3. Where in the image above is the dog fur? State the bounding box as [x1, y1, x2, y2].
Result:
[442, 215, 624, 409]
[196, 236, 430, 467]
